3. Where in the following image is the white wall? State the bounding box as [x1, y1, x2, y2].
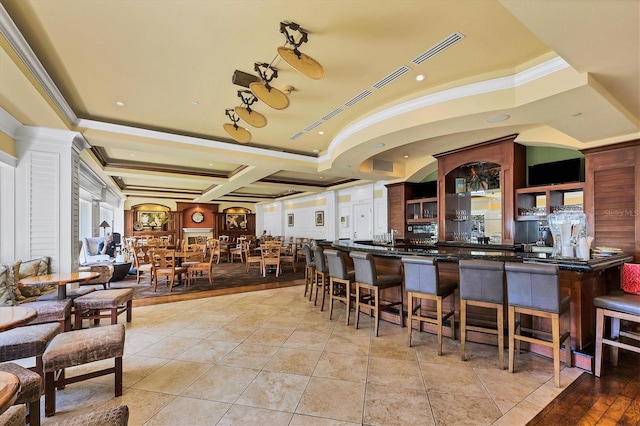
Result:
[258, 181, 388, 242]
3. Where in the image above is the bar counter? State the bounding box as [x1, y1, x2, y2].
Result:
[327, 240, 632, 372]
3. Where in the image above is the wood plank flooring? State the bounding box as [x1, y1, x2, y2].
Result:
[528, 350, 640, 425]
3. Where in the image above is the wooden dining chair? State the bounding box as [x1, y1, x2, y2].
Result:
[245, 242, 263, 273]
[187, 245, 217, 286]
[260, 242, 282, 277]
[208, 238, 223, 264]
[152, 250, 188, 292]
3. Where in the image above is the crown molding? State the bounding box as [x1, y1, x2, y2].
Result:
[0, 4, 78, 126]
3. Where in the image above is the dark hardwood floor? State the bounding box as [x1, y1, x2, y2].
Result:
[528, 350, 640, 425]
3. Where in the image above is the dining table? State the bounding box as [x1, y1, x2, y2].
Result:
[18, 271, 100, 300]
[0, 306, 37, 332]
[0, 371, 19, 415]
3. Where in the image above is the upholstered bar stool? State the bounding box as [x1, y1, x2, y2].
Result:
[350, 251, 404, 337]
[303, 244, 316, 300]
[402, 256, 457, 354]
[593, 291, 640, 377]
[459, 259, 505, 368]
[325, 249, 356, 324]
[312, 246, 330, 310]
[505, 263, 571, 387]
[0, 362, 42, 426]
[0, 323, 60, 378]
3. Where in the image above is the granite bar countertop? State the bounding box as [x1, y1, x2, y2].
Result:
[328, 240, 632, 272]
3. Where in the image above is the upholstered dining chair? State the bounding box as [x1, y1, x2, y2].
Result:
[459, 259, 506, 368]
[402, 256, 457, 353]
[186, 244, 217, 286]
[325, 249, 356, 324]
[350, 251, 404, 337]
[312, 245, 330, 310]
[505, 262, 571, 387]
[152, 250, 188, 292]
[303, 244, 316, 300]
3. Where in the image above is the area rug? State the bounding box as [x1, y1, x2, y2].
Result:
[107, 261, 305, 306]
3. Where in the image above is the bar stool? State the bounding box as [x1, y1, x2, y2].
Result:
[325, 249, 356, 324]
[303, 244, 316, 300]
[459, 259, 505, 368]
[505, 263, 571, 387]
[312, 246, 330, 310]
[350, 251, 404, 337]
[402, 256, 457, 354]
[593, 291, 640, 377]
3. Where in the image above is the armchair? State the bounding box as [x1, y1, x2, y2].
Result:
[81, 237, 111, 264]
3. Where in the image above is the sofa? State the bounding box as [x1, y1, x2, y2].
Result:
[82, 236, 112, 264]
[0, 256, 55, 305]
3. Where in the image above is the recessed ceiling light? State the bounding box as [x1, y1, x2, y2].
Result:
[371, 142, 385, 148]
[209, 163, 213, 166]
[415, 74, 425, 81]
[403, 154, 410, 158]
[319, 176, 324, 179]
[130, 154, 135, 157]
[115, 101, 125, 107]
[487, 114, 510, 123]
[312, 149, 320, 153]
[192, 101, 200, 106]
[318, 131, 324, 135]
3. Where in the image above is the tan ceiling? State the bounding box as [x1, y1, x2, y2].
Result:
[0, 0, 638, 204]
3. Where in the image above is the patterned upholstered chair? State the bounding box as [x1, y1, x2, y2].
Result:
[81, 237, 111, 264]
[0, 405, 25, 426]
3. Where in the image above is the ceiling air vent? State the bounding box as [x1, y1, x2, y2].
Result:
[304, 121, 323, 132]
[412, 32, 465, 65]
[322, 108, 343, 121]
[289, 131, 305, 141]
[372, 66, 411, 90]
[372, 158, 394, 173]
[344, 90, 372, 107]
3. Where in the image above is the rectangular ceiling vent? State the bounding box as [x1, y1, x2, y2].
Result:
[412, 32, 465, 65]
[344, 90, 372, 107]
[322, 108, 343, 121]
[372, 66, 411, 90]
[372, 158, 394, 173]
[289, 131, 305, 141]
[304, 121, 323, 132]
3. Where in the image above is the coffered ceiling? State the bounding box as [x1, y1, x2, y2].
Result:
[1, 0, 638, 204]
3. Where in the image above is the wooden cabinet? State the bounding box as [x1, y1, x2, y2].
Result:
[515, 182, 584, 221]
[583, 140, 640, 261]
[406, 197, 437, 223]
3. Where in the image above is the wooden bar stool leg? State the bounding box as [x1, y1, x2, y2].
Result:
[460, 299, 467, 361]
[355, 284, 361, 329]
[497, 304, 504, 369]
[373, 286, 380, 337]
[508, 306, 516, 373]
[407, 292, 413, 347]
[595, 307, 604, 377]
[436, 297, 443, 356]
[552, 314, 561, 387]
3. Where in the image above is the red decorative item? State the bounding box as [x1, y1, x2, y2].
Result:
[621, 263, 640, 295]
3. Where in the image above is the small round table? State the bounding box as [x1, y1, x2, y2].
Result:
[110, 261, 132, 282]
[0, 371, 19, 415]
[0, 306, 37, 332]
[19, 271, 99, 300]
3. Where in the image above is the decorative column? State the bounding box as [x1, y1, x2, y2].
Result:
[14, 126, 89, 273]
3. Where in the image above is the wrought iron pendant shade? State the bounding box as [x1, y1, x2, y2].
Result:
[249, 63, 290, 110]
[234, 90, 267, 127]
[223, 109, 252, 143]
[277, 22, 324, 80]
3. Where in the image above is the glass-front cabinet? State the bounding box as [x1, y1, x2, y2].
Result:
[406, 198, 437, 222]
[444, 162, 502, 244]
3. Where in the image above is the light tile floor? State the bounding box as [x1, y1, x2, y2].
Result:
[33, 284, 582, 425]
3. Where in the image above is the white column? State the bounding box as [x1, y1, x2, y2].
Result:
[15, 126, 89, 273]
[325, 190, 338, 242]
